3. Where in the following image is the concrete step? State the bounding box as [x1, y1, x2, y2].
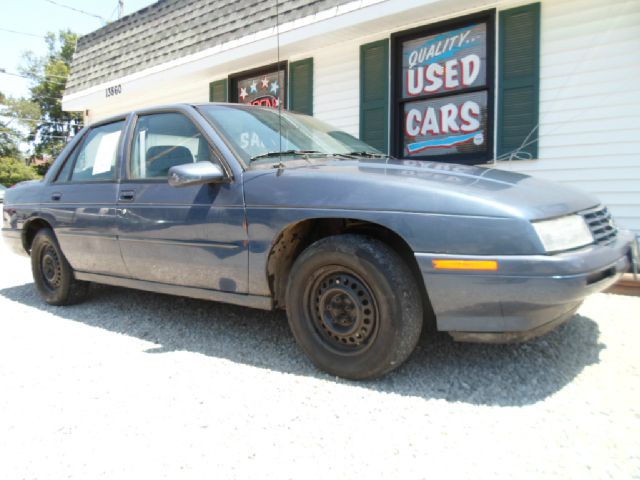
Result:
[606, 273, 640, 296]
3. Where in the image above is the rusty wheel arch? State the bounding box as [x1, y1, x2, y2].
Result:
[265, 218, 434, 322]
[22, 218, 54, 253]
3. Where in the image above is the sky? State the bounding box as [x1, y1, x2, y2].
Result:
[0, 0, 156, 98]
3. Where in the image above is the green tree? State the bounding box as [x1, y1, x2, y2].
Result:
[0, 92, 24, 158]
[18, 30, 83, 160]
[0, 121, 22, 159]
[0, 157, 39, 187]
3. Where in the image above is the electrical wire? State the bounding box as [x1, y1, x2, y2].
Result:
[108, 1, 120, 21]
[2, 68, 69, 80]
[0, 27, 46, 39]
[43, 0, 106, 22]
[3, 130, 77, 140]
[2, 116, 82, 126]
[1, 94, 74, 105]
[275, 0, 282, 157]
[0, 70, 68, 86]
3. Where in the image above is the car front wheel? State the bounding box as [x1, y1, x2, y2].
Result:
[285, 234, 423, 380]
[31, 228, 89, 306]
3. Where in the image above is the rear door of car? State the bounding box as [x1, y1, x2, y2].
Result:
[116, 108, 248, 293]
[40, 118, 129, 276]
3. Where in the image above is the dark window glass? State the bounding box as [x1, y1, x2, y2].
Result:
[130, 113, 213, 179]
[69, 121, 124, 182]
[54, 146, 77, 182]
[230, 64, 286, 109]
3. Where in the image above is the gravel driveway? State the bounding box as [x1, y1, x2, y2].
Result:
[0, 241, 638, 479]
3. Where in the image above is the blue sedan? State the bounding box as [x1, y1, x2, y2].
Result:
[2, 104, 635, 379]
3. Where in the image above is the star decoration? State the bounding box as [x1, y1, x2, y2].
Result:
[249, 81, 258, 93]
[270, 81, 279, 95]
[261, 76, 270, 89]
[239, 87, 248, 101]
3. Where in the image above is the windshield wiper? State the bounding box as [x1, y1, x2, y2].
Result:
[250, 150, 321, 162]
[332, 151, 389, 159]
[345, 151, 388, 158]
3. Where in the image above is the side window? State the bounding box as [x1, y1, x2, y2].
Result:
[69, 121, 124, 182]
[130, 113, 214, 179]
[54, 148, 76, 183]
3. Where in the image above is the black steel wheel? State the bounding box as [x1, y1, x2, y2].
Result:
[31, 228, 89, 305]
[40, 243, 63, 291]
[306, 267, 379, 353]
[286, 234, 423, 380]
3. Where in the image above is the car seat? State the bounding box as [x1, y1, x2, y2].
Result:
[146, 145, 194, 178]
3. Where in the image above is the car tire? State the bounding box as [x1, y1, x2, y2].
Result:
[31, 228, 89, 306]
[285, 234, 423, 380]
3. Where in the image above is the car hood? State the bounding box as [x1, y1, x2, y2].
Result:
[244, 157, 600, 220]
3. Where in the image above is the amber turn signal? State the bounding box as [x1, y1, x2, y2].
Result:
[432, 259, 499, 271]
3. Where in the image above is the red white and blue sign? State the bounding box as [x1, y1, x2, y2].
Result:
[236, 70, 284, 108]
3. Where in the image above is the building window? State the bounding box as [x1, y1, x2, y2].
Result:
[392, 11, 495, 164]
[229, 62, 287, 109]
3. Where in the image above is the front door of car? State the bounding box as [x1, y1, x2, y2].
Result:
[40, 119, 129, 277]
[116, 111, 248, 293]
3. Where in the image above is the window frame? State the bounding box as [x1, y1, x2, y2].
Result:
[228, 61, 288, 109]
[390, 9, 496, 165]
[124, 109, 232, 183]
[53, 118, 127, 185]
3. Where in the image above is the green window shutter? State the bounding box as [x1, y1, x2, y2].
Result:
[209, 79, 228, 102]
[498, 3, 541, 159]
[360, 39, 389, 153]
[289, 58, 314, 115]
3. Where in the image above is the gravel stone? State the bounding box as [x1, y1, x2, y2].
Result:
[0, 241, 638, 479]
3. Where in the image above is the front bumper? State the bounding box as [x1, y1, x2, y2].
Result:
[416, 229, 635, 342]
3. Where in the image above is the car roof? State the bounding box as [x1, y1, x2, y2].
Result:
[86, 102, 269, 129]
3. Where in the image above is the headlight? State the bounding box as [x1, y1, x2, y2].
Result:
[532, 215, 593, 252]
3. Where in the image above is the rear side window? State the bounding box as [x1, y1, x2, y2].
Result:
[68, 121, 124, 182]
[130, 113, 214, 179]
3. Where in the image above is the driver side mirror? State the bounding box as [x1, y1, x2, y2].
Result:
[168, 161, 226, 187]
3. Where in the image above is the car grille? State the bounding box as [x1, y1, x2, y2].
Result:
[581, 206, 618, 245]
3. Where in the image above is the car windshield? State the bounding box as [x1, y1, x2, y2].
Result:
[199, 105, 382, 164]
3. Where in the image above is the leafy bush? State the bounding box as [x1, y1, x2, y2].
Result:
[32, 161, 53, 177]
[0, 157, 40, 187]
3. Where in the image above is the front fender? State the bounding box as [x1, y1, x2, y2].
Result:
[245, 207, 541, 296]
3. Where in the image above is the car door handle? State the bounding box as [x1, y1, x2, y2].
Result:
[51, 192, 62, 201]
[119, 190, 136, 201]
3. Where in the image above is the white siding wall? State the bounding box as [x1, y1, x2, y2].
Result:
[86, 79, 211, 124]
[498, 0, 640, 234]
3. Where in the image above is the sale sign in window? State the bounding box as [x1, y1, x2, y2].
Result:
[403, 91, 488, 155]
[398, 21, 491, 160]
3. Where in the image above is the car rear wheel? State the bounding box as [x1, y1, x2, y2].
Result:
[285, 234, 423, 379]
[31, 228, 89, 305]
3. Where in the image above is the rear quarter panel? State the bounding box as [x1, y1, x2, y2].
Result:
[2, 181, 45, 254]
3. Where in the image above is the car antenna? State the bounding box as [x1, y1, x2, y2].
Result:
[275, 0, 283, 161]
